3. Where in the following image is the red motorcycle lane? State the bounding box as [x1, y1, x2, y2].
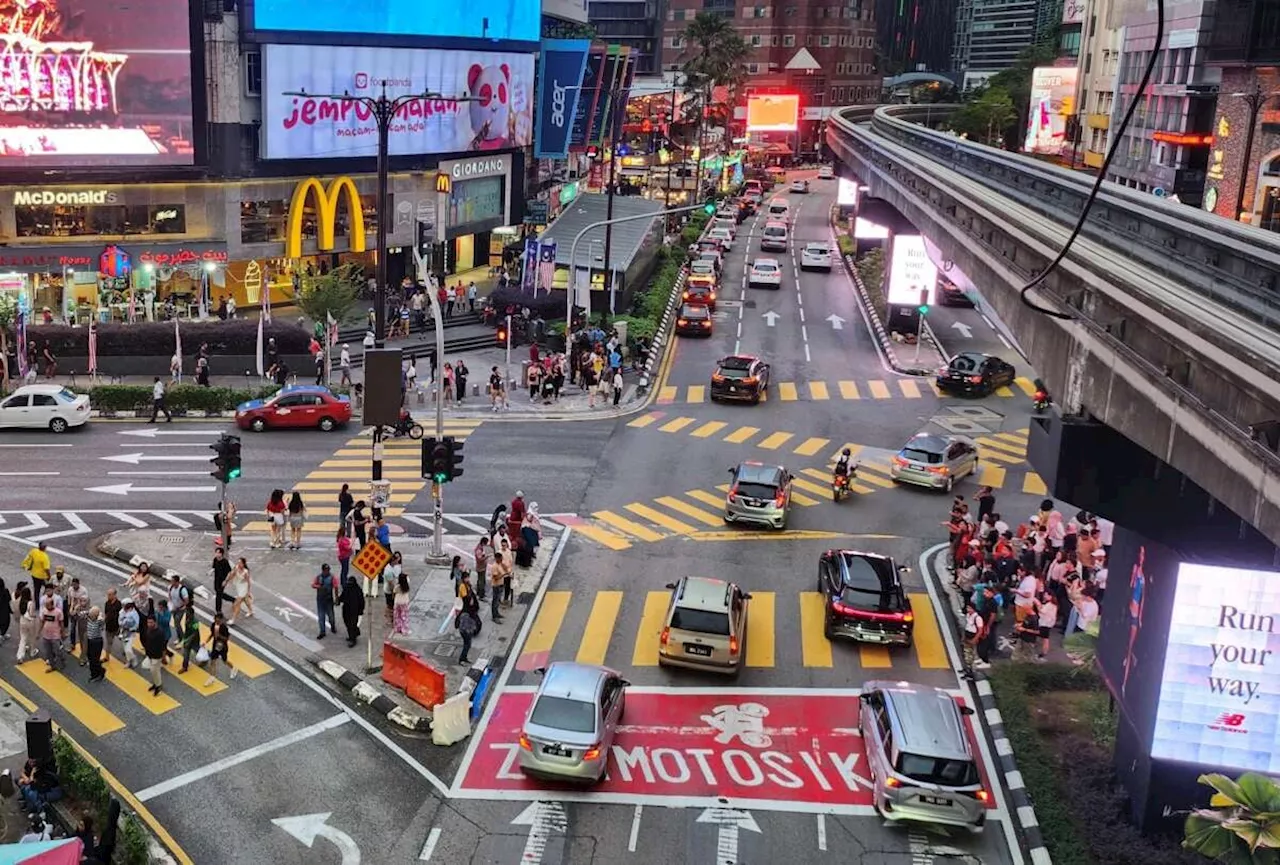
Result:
[460, 690, 876, 807]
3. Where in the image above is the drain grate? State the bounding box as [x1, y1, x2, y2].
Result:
[158, 534, 187, 545]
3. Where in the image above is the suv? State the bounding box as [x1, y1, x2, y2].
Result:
[760, 221, 789, 252]
[935, 352, 1015, 396]
[859, 681, 988, 831]
[658, 576, 751, 676]
[724, 461, 792, 530]
[818, 550, 914, 645]
[710, 355, 770, 403]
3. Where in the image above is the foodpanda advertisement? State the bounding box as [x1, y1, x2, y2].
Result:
[260, 45, 534, 160]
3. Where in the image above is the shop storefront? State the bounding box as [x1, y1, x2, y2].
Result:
[436, 154, 525, 275]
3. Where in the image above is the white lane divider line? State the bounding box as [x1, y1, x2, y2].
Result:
[419, 827, 442, 861]
[628, 805, 644, 852]
[816, 814, 827, 851]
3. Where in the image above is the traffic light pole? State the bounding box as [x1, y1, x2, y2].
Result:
[410, 244, 449, 564]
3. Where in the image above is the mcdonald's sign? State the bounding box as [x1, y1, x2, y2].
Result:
[435, 174, 451, 194]
[285, 176, 367, 259]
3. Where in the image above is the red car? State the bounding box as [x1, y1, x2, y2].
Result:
[235, 385, 353, 432]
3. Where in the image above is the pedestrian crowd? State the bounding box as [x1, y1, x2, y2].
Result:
[946, 488, 1113, 679]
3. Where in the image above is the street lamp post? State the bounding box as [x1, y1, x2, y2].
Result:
[1233, 82, 1277, 223]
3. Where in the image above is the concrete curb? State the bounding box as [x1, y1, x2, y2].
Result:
[91, 409, 237, 419]
[96, 535, 212, 601]
[839, 251, 939, 377]
[973, 678, 1051, 864]
[311, 657, 434, 733]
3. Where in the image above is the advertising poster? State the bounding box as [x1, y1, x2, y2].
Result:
[588, 47, 626, 148]
[521, 238, 538, 293]
[535, 40, 591, 159]
[885, 234, 937, 306]
[570, 46, 607, 151]
[249, 0, 541, 44]
[0, 0, 195, 167]
[1024, 67, 1079, 156]
[261, 45, 534, 160]
[837, 177, 859, 207]
[1150, 562, 1280, 772]
[446, 176, 505, 239]
[746, 95, 800, 132]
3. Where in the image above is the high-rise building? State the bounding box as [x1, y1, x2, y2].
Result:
[875, 0, 956, 76]
[953, 0, 1055, 88]
[1074, 0, 1124, 171]
[588, 0, 663, 73]
[660, 0, 879, 151]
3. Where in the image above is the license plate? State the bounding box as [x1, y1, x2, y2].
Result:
[684, 643, 712, 656]
[920, 795, 951, 806]
[542, 744, 570, 757]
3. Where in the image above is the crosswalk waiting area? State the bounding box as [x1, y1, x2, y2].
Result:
[240, 421, 483, 535]
[657, 376, 1039, 405]
[518, 588, 951, 673]
[11, 625, 273, 737]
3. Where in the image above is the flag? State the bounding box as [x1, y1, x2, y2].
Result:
[326, 311, 338, 350]
[262, 276, 273, 322]
[255, 313, 265, 378]
[522, 238, 539, 294]
[198, 271, 209, 319]
[88, 320, 98, 373]
[173, 318, 182, 376]
[15, 310, 26, 379]
[538, 241, 557, 295]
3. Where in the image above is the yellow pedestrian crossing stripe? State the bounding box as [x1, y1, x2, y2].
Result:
[657, 376, 1039, 405]
[244, 425, 481, 533]
[518, 589, 951, 672]
[12, 630, 272, 737]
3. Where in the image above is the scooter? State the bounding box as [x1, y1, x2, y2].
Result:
[1032, 377, 1052, 412]
[832, 472, 851, 502]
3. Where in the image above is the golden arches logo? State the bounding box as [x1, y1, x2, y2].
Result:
[285, 176, 367, 259]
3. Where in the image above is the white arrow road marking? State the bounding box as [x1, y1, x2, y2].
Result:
[272, 812, 361, 865]
[26, 514, 92, 543]
[512, 801, 567, 865]
[275, 606, 300, 624]
[951, 321, 973, 338]
[108, 471, 211, 477]
[119, 427, 226, 438]
[103, 452, 209, 464]
[0, 472, 59, 476]
[826, 313, 845, 330]
[762, 310, 781, 326]
[696, 807, 760, 865]
[85, 483, 218, 496]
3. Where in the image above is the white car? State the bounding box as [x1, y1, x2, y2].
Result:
[707, 226, 735, 249]
[801, 242, 833, 271]
[766, 199, 790, 222]
[789, 179, 810, 194]
[749, 258, 783, 289]
[818, 165, 835, 180]
[0, 384, 90, 433]
[711, 218, 737, 240]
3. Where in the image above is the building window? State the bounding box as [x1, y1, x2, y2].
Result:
[15, 203, 188, 238]
[747, 63, 760, 74]
[243, 51, 261, 97]
[806, 34, 813, 46]
[750, 34, 761, 46]
[819, 34, 832, 46]
[785, 4, 796, 14]
[783, 34, 794, 46]
[771, 35, 778, 45]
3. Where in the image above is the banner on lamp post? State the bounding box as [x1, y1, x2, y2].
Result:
[538, 241, 557, 295]
[521, 237, 539, 294]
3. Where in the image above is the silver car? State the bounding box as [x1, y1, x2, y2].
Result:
[517, 662, 628, 784]
[889, 433, 978, 493]
[859, 680, 988, 831]
[724, 461, 792, 530]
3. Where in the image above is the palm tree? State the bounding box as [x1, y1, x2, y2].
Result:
[1184, 772, 1280, 864]
[680, 12, 751, 190]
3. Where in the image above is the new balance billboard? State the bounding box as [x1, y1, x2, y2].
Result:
[534, 40, 591, 160]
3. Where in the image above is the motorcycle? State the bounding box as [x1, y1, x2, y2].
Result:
[1032, 377, 1052, 412]
[832, 472, 851, 502]
[389, 414, 424, 440]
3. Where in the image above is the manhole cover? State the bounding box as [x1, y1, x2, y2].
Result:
[744, 300, 758, 309]
[943, 405, 1003, 421]
[158, 534, 187, 545]
[932, 416, 993, 434]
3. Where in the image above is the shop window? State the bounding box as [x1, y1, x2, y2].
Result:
[14, 203, 187, 238]
[240, 199, 289, 244]
[243, 51, 261, 97]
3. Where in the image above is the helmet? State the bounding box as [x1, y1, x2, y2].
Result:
[842, 448, 851, 456]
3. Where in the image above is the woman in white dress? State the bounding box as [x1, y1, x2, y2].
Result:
[228, 557, 251, 623]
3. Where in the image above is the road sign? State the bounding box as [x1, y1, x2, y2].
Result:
[370, 480, 392, 510]
[463, 690, 886, 809]
[353, 540, 391, 580]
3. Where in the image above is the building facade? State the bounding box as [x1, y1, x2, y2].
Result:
[588, 0, 663, 73]
[954, 0, 1043, 87]
[874, 0, 956, 76]
[1074, 0, 1125, 170]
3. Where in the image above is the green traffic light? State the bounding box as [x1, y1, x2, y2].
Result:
[918, 306, 929, 315]
[703, 202, 716, 214]
[227, 468, 242, 481]
[433, 471, 447, 483]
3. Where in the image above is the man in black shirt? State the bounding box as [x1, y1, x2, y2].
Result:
[211, 549, 233, 616]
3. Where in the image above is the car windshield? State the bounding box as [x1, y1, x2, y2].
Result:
[529, 695, 597, 734]
[949, 355, 981, 373]
[763, 227, 786, 237]
[55, 388, 80, 403]
[681, 305, 709, 318]
[806, 245, 829, 254]
[670, 607, 730, 635]
[901, 447, 943, 464]
[735, 481, 778, 499]
[897, 754, 979, 787]
[754, 263, 778, 272]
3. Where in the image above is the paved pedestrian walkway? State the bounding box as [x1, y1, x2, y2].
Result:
[96, 523, 561, 719]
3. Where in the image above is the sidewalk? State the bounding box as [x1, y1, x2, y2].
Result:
[96, 522, 562, 730]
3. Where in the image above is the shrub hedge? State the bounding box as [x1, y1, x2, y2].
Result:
[11, 319, 310, 357]
[53, 734, 150, 865]
[84, 383, 318, 413]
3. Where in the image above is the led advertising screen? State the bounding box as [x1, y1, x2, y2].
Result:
[838, 177, 859, 207]
[569, 46, 607, 151]
[886, 234, 937, 305]
[446, 176, 505, 239]
[746, 95, 800, 132]
[1024, 66, 1079, 156]
[248, 0, 541, 45]
[0, 0, 195, 168]
[854, 217, 889, 239]
[1151, 562, 1280, 772]
[261, 45, 534, 160]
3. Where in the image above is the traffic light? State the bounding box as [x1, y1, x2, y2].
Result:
[917, 288, 930, 316]
[496, 323, 508, 345]
[421, 436, 449, 483]
[702, 202, 716, 215]
[420, 436, 436, 477]
[209, 434, 242, 484]
[443, 435, 464, 481]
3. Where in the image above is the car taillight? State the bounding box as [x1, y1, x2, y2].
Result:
[969, 375, 983, 384]
[968, 789, 990, 802]
[709, 291, 716, 300]
[660, 626, 670, 646]
[832, 602, 911, 623]
[728, 484, 740, 500]
[902, 611, 914, 623]
[927, 465, 950, 475]
[891, 456, 908, 467]
[583, 744, 602, 761]
[712, 374, 725, 382]
[774, 490, 787, 508]
[682, 291, 691, 300]
[729, 635, 739, 655]
[700, 321, 711, 327]
[519, 734, 533, 751]
[885, 777, 901, 788]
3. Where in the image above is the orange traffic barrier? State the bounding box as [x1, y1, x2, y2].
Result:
[405, 655, 447, 710]
[382, 641, 415, 691]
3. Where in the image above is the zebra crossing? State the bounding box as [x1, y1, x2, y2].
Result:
[656, 375, 1039, 405]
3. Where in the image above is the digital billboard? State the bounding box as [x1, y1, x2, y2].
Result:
[746, 95, 800, 132]
[569, 46, 607, 151]
[247, 0, 541, 45]
[854, 217, 889, 239]
[886, 234, 937, 305]
[0, 0, 196, 168]
[1024, 66, 1079, 156]
[261, 45, 534, 160]
[534, 40, 591, 159]
[1150, 562, 1280, 772]
[838, 177, 859, 207]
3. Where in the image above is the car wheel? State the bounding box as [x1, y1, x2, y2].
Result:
[318, 416, 336, 432]
[250, 417, 267, 432]
[48, 417, 68, 434]
[823, 616, 834, 641]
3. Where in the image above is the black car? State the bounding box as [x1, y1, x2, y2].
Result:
[710, 355, 771, 404]
[938, 277, 974, 307]
[935, 352, 1016, 396]
[676, 304, 714, 337]
[817, 550, 914, 646]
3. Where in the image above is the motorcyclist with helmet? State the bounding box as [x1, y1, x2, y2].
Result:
[832, 447, 856, 500]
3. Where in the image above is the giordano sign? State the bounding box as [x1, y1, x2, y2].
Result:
[285, 176, 367, 259]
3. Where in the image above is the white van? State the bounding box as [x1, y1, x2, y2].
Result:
[766, 199, 790, 223]
[760, 221, 789, 252]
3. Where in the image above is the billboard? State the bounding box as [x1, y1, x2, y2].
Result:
[535, 40, 591, 159]
[1063, 0, 1086, 25]
[247, 0, 540, 45]
[838, 177, 859, 207]
[570, 46, 607, 151]
[746, 95, 800, 132]
[1150, 562, 1280, 772]
[0, 0, 196, 168]
[261, 45, 534, 160]
[886, 234, 937, 305]
[1024, 66, 1079, 156]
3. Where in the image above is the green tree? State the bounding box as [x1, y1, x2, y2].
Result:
[295, 262, 361, 336]
[1185, 773, 1280, 864]
[984, 37, 1059, 148]
[949, 87, 1019, 146]
[0, 292, 15, 395]
[680, 13, 751, 173]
